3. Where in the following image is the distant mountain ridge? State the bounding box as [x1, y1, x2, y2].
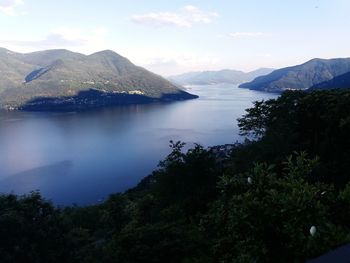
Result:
[310, 71, 350, 90]
[168, 68, 274, 85]
[239, 58, 350, 92]
[0, 48, 197, 111]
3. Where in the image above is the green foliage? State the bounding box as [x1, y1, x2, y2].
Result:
[205, 153, 349, 262]
[151, 141, 220, 215]
[237, 90, 350, 185]
[0, 192, 73, 263]
[2, 89, 350, 262]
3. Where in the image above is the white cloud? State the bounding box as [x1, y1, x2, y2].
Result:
[184, 5, 198, 12]
[0, 27, 109, 54]
[131, 5, 218, 28]
[132, 12, 192, 27]
[229, 32, 264, 38]
[143, 57, 219, 76]
[120, 48, 221, 76]
[144, 54, 219, 68]
[0, 0, 23, 15]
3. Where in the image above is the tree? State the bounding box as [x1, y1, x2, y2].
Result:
[205, 153, 350, 262]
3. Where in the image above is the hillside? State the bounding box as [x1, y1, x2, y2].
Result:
[0, 48, 197, 111]
[2, 89, 350, 262]
[310, 71, 350, 90]
[239, 58, 350, 92]
[168, 68, 274, 85]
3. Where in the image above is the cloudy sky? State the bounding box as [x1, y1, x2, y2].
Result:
[1, 0, 349, 76]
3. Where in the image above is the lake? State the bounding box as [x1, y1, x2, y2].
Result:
[0, 84, 277, 205]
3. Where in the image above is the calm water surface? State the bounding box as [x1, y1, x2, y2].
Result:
[0, 84, 277, 205]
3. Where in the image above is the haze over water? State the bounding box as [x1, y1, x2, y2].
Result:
[0, 84, 277, 205]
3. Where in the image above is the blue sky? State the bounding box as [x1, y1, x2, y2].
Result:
[1, 0, 349, 76]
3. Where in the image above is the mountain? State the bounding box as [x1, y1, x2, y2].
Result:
[239, 58, 350, 92]
[0, 48, 197, 111]
[169, 69, 245, 85]
[168, 68, 274, 85]
[310, 71, 350, 90]
[245, 68, 277, 81]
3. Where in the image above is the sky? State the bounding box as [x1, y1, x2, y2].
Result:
[0, 0, 350, 76]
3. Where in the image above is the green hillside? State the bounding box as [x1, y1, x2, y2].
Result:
[239, 58, 350, 92]
[0, 48, 197, 110]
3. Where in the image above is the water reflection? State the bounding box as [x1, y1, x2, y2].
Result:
[0, 160, 73, 193]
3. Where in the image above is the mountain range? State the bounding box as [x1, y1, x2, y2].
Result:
[0, 48, 197, 111]
[2, 47, 350, 111]
[239, 58, 350, 92]
[168, 68, 275, 86]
